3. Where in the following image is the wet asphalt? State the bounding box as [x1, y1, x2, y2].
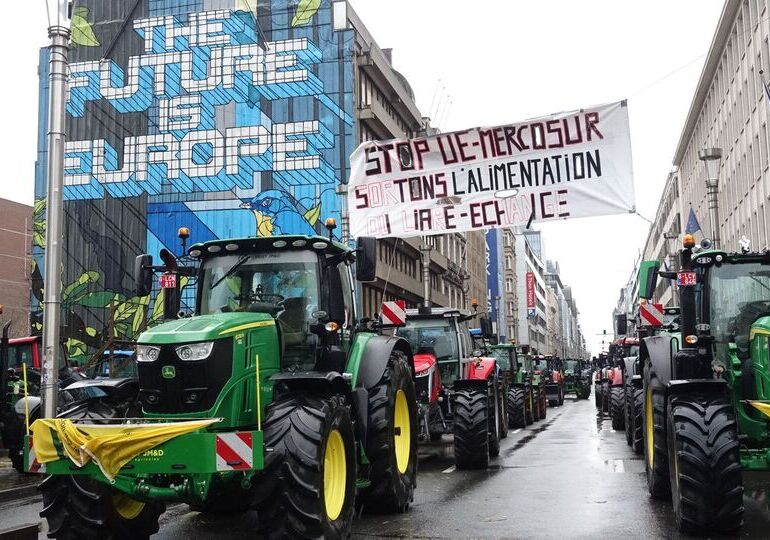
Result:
[5, 397, 770, 538]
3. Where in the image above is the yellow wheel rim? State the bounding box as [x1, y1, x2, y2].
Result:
[323, 429, 347, 521]
[394, 389, 411, 474]
[112, 493, 145, 520]
[645, 387, 654, 468]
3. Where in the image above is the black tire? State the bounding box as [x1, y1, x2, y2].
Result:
[643, 365, 669, 499]
[558, 387, 564, 406]
[453, 389, 489, 469]
[539, 385, 547, 419]
[601, 381, 610, 414]
[532, 387, 541, 421]
[499, 386, 509, 439]
[508, 387, 526, 429]
[525, 388, 534, 425]
[610, 386, 625, 430]
[594, 382, 601, 408]
[40, 475, 164, 540]
[359, 350, 418, 514]
[256, 394, 356, 539]
[632, 388, 644, 455]
[9, 446, 24, 473]
[488, 383, 500, 458]
[624, 385, 633, 446]
[667, 393, 743, 533]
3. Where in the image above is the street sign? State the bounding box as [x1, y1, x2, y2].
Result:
[527, 308, 536, 317]
[380, 300, 407, 326]
[677, 272, 697, 286]
[640, 303, 664, 327]
[159, 273, 177, 289]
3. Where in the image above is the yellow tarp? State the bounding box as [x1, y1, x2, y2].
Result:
[749, 401, 770, 419]
[30, 418, 219, 480]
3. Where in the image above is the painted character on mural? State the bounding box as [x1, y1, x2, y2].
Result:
[239, 189, 324, 237]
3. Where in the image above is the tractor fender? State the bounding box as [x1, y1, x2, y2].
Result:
[622, 357, 637, 380]
[466, 359, 496, 381]
[355, 334, 414, 390]
[668, 378, 729, 397]
[640, 335, 676, 385]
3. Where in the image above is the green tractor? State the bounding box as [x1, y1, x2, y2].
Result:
[510, 347, 546, 426]
[563, 359, 591, 399]
[639, 239, 770, 533]
[27, 231, 418, 539]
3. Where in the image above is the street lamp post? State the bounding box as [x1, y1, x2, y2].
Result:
[41, 0, 71, 419]
[698, 147, 723, 250]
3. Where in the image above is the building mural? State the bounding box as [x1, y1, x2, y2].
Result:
[33, 0, 355, 362]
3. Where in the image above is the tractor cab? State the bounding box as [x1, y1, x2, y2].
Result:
[488, 343, 518, 381]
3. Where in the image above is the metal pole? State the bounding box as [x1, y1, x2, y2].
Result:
[335, 183, 350, 245]
[41, 24, 70, 419]
[419, 240, 432, 314]
[706, 180, 721, 249]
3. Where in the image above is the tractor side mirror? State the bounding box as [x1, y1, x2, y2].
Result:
[135, 254, 153, 296]
[638, 260, 660, 300]
[355, 237, 377, 282]
[327, 267, 346, 325]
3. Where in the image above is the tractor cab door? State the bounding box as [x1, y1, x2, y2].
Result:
[313, 257, 355, 373]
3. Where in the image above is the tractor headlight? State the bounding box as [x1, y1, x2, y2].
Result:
[175, 342, 214, 362]
[136, 345, 160, 363]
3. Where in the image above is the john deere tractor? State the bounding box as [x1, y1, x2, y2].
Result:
[563, 359, 591, 399]
[26, 230, 418, 539]
[639, 237, 770, 533]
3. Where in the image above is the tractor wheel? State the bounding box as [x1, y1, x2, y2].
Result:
[601, 382, 610, 414]
[667, 394, 743, 533]
[532, 387, 541, 421]
[525, 387, 535, 425]
[624, 385, 633, 446]
[594, 383, 601, 408]
[539, 386, 547, 419]
[610, 387, 625, 430]
[40, 475, 164, 540]
[508, 387, 526, 429]
[487, 383, 500, 458]
[558, 387, 564, 406]
[9, 446, 24, 473]
[453, 389, 490, 469]
[632, 388, 644, 455]
[643, 365, 669, 499]
[360, 350, 418, 513]
[499, 387, 509, 439]
[256, 394, 356, 539]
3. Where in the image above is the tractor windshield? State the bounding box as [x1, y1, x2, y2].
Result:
[564, 360, 579, 373]
[489, 348, 515, 371]
[398, 319, 460, 385]
[707, 262, 770, 353]
[199, 250, 320, 317]
[532, 359, 549, 372]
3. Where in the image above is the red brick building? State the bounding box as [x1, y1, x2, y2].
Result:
[0, 198, 32, 337]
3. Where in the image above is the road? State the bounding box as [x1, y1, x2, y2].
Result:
[5, 397, 770, 538]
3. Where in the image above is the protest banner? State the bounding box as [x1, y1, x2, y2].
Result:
[348, 100, 635, 238]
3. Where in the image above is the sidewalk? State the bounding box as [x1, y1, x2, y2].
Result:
[0, 455, 40, 504]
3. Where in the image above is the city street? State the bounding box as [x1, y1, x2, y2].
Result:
[5, 397, 770, 539]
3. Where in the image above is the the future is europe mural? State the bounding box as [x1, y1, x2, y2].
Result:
[32, 0, 355, 361]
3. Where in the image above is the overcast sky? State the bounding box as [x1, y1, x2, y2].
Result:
[0, 1, 725, 355]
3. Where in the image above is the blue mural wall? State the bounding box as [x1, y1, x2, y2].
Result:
[485, 229, 505, 342]
[33, 0, 356, 362]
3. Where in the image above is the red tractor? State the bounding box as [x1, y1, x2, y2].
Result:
[534, 355, 564, 407]
[398, 308, 503, 469]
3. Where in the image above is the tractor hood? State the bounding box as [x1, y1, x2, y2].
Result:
[138, 312, 275, 345]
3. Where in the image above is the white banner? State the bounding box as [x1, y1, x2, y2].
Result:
[348, 100, 635, 238]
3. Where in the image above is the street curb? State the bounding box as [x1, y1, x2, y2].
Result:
[0, 482, 40, 504]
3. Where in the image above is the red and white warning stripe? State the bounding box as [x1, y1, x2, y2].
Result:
[380, 300, 407, 326]
[640, 303, 664, 327]
[215, 432, 253, 471]
[28, 437, 45, 474]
